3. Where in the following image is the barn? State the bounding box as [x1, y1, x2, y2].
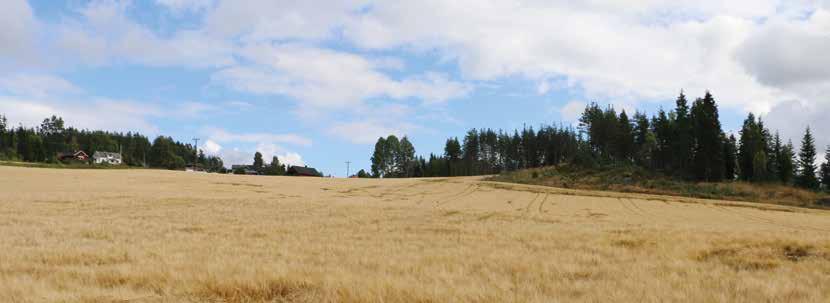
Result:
[57, 151, 89, 162]
[287, 166, 321, 177]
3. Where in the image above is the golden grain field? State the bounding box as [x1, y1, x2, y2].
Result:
[1, 166, 830, 302]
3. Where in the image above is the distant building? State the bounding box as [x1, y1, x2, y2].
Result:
[93, 151, 122, 165]
[287, 166, 321, 177]
[185, 164, 205, 172]
[57, 151, 89, 162]
[231, 165, 259, 175]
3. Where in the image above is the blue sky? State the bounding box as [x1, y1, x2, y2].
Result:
[2, 0, 829, 176]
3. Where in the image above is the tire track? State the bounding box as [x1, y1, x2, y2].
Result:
[435, 183, 477, 207]
[537, 193, 550, 214]
[522, 193, 541, 218]
[616, 197, 641, 217]
[714, 204, 830, 232]
[626, 198, 663, 221]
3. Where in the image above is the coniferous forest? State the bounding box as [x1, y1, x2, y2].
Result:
[369, 91, 830, 191]
[0, 114, 225, 172]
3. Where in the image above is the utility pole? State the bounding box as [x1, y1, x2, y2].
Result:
[345, 161, 351, 178]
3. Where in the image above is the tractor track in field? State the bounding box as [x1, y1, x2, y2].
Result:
[522, 193, 541, 218]
[713, 203, 830, 233]
[616, 197, 641, 217]
[435, 183, 478, 207]
[537, 193, 551, 214]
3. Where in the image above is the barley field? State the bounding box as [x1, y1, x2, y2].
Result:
[1, 166, 830, 302]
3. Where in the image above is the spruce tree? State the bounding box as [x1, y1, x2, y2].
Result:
[738, 113, 764, 181]
[633, 111, 651, 166]
[723, 134, 738, 181]
[770, 132, 783, 182]
[820, 145, 830, 191]
[616, 110, 635, 162]
[672, 91, 694, 177]
[779, 140, 796, 184]
[795, 127, 819, 189]
[652, 109, 673, 170]
[690, 92, 724, 181]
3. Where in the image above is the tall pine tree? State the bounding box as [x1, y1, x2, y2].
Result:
[672, 91, 694, 177]
[795, 127, 819, 189]
[690, 92, 724, 181]
[779, 140, 796, 184]
[616, 110, 635, 162]
[723, 134, 738, 181]
[820, 145, 830, 191]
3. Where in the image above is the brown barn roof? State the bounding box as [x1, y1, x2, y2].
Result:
[287, 166, 320, 177]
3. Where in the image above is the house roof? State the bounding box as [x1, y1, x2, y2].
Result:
[288, 166, 320, 176]
[58, 151, 88, 159]
[93, 151, 122, 159]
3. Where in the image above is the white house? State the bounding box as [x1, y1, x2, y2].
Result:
[93, 151, 122, 165]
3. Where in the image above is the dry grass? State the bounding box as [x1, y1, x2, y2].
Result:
[489, 164, 829, 208]
[2, 166, 830, 302]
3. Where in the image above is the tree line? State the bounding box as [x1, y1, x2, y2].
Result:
[368, 91, 830, 191]
[0, 114, 224, 172]
[232, 152, 288, 175]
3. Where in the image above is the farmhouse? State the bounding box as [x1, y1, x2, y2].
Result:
[93, 151, 122, 165]
[57, 151, 89, 162]
[287, 166, 321, 177]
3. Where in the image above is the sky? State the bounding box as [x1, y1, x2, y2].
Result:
[1, 0, 829, 176]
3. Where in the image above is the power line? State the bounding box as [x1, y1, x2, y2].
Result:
[345, 161, 351, 177]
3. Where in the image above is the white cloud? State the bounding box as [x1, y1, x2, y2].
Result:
[254, 143, 305, 167]
[0, 96, 159, 134]
[10, 0, 830, 153]
[198, 126, 310, 167]
[155, 0, 214, 13]
[0, 74, 82, 98]
[557, 100, 587, 122]
[177, 101, 217, 117]
[0, 74, 221, 134]
[0, 0, 36, 67]
[202, 139, 222, 154]
[203, 0, 366, 41]
[341, 1, 828, 115]
[277, 152, 305, 167]
[209, 143, 305, 167]
[764, 100, 830, 163]
[57, 0, 234, 68]
[327, 120, 419, 144]
[214, 43, 469, 108]
[736, 10, 830, 104]
[204, 127, 312, 147]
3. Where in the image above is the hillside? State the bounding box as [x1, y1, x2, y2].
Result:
[488, 164, 830, 209]
[2, 166, 830, 302]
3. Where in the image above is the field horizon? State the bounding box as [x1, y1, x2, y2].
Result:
[2, 166, 830, 302]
